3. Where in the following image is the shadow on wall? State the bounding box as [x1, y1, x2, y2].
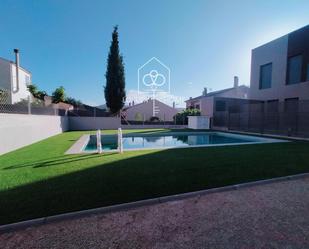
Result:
[1, 142, 309, 225]
[60, 116, 69, 132]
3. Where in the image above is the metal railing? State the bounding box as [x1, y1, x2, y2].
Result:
[213, 100, 309, 138]
[0, 88, 64, 116]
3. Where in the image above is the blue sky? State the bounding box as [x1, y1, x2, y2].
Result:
[1, 0, 309, 107]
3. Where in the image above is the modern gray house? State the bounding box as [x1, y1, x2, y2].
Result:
[249, 24, 309, 103]
[212, 24, 309, 137]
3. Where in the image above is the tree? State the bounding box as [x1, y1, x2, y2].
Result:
[66, 97, 82, 107]
[27, 84, 38, 96]
[27, 84, 47, 100]
[0, 88, 9, 104]
[52, 86, 66, 103]
[104, 26, 126, 114]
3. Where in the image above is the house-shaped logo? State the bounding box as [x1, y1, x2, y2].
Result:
[138, 57, 170, 94]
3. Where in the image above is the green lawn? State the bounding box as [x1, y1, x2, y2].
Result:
[0, 129, 309, 225]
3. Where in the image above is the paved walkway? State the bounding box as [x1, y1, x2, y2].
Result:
[1, 177, 309, 249]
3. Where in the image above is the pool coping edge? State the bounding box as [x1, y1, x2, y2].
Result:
[65, 131, 289, 154]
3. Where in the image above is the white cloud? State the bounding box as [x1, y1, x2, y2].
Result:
[126, 90, 186, 108]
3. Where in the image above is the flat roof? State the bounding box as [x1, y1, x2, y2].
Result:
[252, 24, 309, 51]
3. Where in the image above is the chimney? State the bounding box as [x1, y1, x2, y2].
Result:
[13, 49, 20, 93]
[202, 87, 208, 96]
[173, 101, 175, 108]
[234, 76, 239, 88]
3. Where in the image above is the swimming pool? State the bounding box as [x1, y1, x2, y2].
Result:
[78, 131, 287, 153]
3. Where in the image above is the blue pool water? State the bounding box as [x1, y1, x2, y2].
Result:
[83, 132, 262, 152]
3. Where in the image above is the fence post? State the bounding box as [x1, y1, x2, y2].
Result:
[261, 110, 265, 134]
[163, 113, 165, 127]
[295, 110, 299, 136]
[227, 111, 230, 130]
[28, 95, 31, 115]
[238, 113, 241, 131]
[94, 107, 96, 126]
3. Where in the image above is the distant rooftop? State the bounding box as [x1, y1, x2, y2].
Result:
[185, 85, 249, 102]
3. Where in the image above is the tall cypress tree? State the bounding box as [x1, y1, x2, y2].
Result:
[104, 26, 126, 114]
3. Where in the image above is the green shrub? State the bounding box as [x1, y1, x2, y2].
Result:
[149, 116, 160, 122]
[174, 108, 201, 124]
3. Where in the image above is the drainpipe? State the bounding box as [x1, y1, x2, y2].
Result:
[13, 49, 20, 93]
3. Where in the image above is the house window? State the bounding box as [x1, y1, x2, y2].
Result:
[287, 55, 302, 85]
[215, 101, 226, 112]
[259, 63, 272, 89]
[195, 104, 200, 110]
[25, 75, 30, 86]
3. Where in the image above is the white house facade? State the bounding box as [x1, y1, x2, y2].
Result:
[0, 49, 31, 104]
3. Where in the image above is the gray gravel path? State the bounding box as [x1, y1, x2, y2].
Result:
[1, 177, 309, 249]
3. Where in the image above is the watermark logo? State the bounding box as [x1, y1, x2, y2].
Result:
[138, 57, 170, 94]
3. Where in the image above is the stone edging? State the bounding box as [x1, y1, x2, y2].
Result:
[1, 172, 308, 234]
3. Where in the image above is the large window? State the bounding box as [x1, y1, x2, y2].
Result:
[25, 75, 30, 86]
[259, 63, 272, 89]
[287, 55, 302, 85]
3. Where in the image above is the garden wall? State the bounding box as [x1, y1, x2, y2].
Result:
[0, 114, 68, 155]
[68, 117, 121, 131]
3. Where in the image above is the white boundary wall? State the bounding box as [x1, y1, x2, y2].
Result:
[0, 114, 187, 155]
[0, 114, 69, 155]
[68, 117, 121, 131]
[188, 116, 210, 129]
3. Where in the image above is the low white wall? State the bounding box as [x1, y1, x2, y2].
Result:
[0, 114, 68, 155]
[0, 114, 186, 155]
[69, 117, 121, 131]
[188, 116, 210, 129]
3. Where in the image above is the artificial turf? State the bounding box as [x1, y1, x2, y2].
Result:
[0, 129, 309, 225]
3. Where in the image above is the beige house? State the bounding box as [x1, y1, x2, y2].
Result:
[123, 99, 179, 121]
[185, 77, 249, 117]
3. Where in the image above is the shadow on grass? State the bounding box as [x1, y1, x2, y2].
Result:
[1, 142, 309, 225]
[2, 153, 118, 170]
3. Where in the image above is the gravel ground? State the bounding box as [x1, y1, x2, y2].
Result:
[1, 177, 309, 249]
